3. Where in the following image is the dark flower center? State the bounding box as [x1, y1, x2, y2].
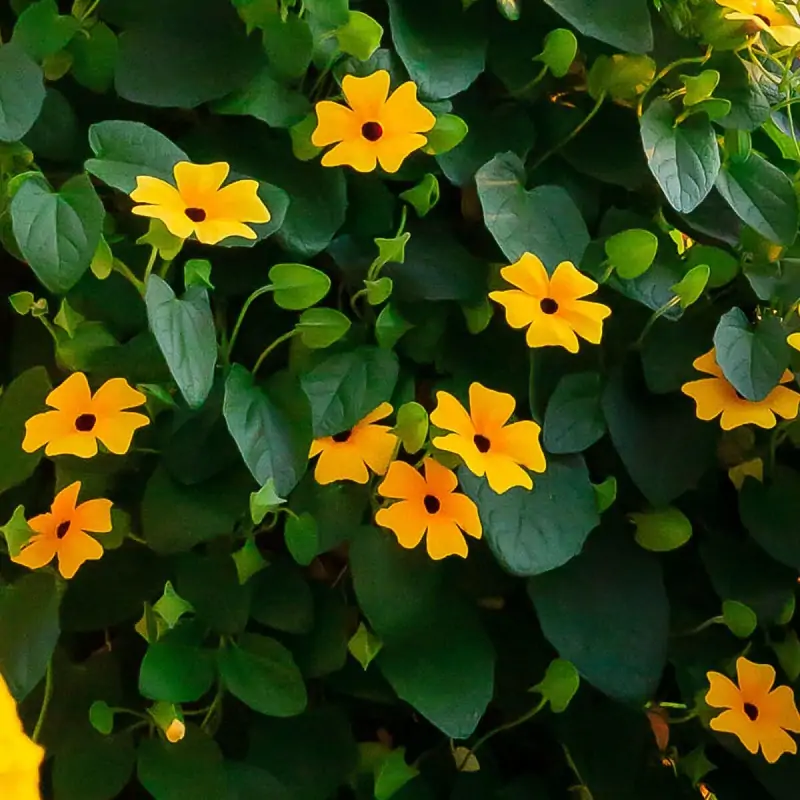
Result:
[473, 434, 491, 453]
[56, 521, 70, 539]
[743, 702, 759, 721]
[185, 207, 207, 222]
[361, 121, 384, 141]
[332, 430, 351, 443]
[75, 413, 97, 432]
[540, 297, 559, 315]
[755, 14, 771, 25]
[423, 495, 441, 514]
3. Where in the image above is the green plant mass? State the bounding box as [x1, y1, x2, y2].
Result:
[6, 0, 800, 797]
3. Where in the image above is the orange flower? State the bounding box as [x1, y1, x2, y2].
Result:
[489, 253, 611, 353]
[309, 403, 398, 484]
[0, 672, 43, 800]
[431, 383, 545, 494]
[311, 70, 436, 173]
[681, 349, 800, 430]
[375, 458, 481, 560]
[22, 373, 149, 458]
[716, 0, 800, 47]
[707, 657, 800, 763]
[12, 482, 113, 580]
[130, 161, 270, 245]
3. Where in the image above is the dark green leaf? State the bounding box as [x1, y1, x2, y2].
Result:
[145, 275, 217, 409]
[639, 98, 720, 213]
[68, 21, 118, 93]
[250, 562, 314, 634]
[543, 372, 605, 454]
[543, 0, 653, 53]
[630, 507, 692, 552]
[12, 0, 80, 62]
[0, 42, 46, 142]
[53, 732, 136, 800]
[139, 638, 215, 703]
[460, 456, 600, 576]
[261, 13, 312, 79]
[476, 152, 589, 268]
[528, 532, 669, 702]
[296, 308, 352, 349]
[11, 173, 104, 294]
[218, 633, 307, 717]
[284, 512, 319, 566]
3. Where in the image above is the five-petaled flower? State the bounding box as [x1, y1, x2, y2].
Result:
[706, 656, 800, 763]
[23, 372, 149, 458]
[0, 672, 43, 800]
[431, 382, 546, 494]
[312, 70, 436, 173]
[12, 482, 113, 580]
[309, 403, 398, 485]
[489, 253, 611, 353]
[716, 0, 800, 47]
[130, 161, 270, 245]
[681, 348, 800, 430]
[375, 458, 482, 560]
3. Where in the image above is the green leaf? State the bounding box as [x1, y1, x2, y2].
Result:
[89, 701, 115, 736]
[218, 633, 307, 717]
[54, 732, 136, 800]
[713, 307, 789, 402]
[543, 0, 653, 52]
[90, 235, 114, 280]
[139, 638, 216, 703]
[604, 229, 658, 279]
[1, 506, 33, 558]
[460, 456, 599, 576]
[374, 749, 419, 800]
[543, 372, 605, 454]
[387, 0, 488, 100]
[593, 476, 617, 513]
[250, 478, 286, 525]
[11, 173, 104, 294]
[300, 347, 399, 437]
[183, 258, 213, 290]
[85, 120, 187, 193]
[0, 366, 51, 495]
[0, 572, 60, 699]
[476, 152, 589, 268]
[336, 11, 383, 61]
[152, 582, 194, 629]
[365, 277, 393, 305]
[348, 622, 383, 670]
[232, 538, 268, 584]
[250, 562, 314, 634]
[773, 630, 800, 682]
[296, 308, 351, 349]
[137, 726, 227, 800]
[537, 29, 578, 78]
[715, 151, 798, 246]
[269, 263, 331, 311]
[685, 244, 738, 289]
[68, 21, 118, 93]
[395, 401, 428, 454]
[400, 173, 440, 217]
[671, 264, 709, 308]
[528, 533, 669, 703]
[285, 512, 319, 566]
[137, 218, 183, 262]
[533, 658, 580, 713]
[374, 232, 410, 269]
[630, 507, 692, 552]
[289, 113, 323, 161]
[0, 42, 46, 142]
[375, 304, 413, 349]
[223, 364, 311, 496]
[681, 69, 720, 106]
[640, 97, 720, 213]
[114, 0, 262, 107]
[722, 599, 757, 639]
[12, 0, 80, 62]
[261, 12, 312, 79]
[145, 275, 217, 410]
[422, 114, 469, 156]
[305, 0, 349, 28]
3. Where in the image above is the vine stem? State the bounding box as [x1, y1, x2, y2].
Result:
[32, 659, 54, 743]
[227, 285, 275, 361]
[252, 330, 298, 376]
[114, 259, 145, 296]
[143, 245, 159, 286]
[636, 48, 713, 117]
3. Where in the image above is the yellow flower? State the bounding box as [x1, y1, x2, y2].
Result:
[430, 382, 546, 494]
[12, 482, 112, 580]
[309, 403, 398, 485]
[706, 656, 800, 763]
[788, 330, 800, 351]
[375, 458, 482, 560]
[22, 373, 149, 458]
[0, 673, 43, 800]
[489, 253, 611, 353]
[681, 349, 800, 430]
[130, 161, 270, 245]
[311, 70, 436, 173]
[716, 0, 800, 47]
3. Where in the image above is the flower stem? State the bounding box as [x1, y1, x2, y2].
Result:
[252, 329, 298, 376]
[32, 659, 54, 743]
[227, 285, 275, 361]
[114, 259, 145, 296]
[143, 245, 159, 286]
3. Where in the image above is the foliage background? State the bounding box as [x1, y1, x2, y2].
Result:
[3, 0, 800, 797]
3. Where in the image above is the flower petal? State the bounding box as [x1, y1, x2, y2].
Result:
[761, 685, 800, 733]
[342, 71, 391, 118]
[737, 657, 776, 703]
[766, 385, 800, 421]
[313, 444, 370, 485]
[349, 426, 397, 476]
[549, 261, 599, 302]
[51, 481, 81, 521]
[558, 300, 612, 344]
[757, 724, 798, 763]
[130, 175, 184, 207]
[500, 253, 549, 298]
[57, 530, 104, 579]
[432, 432, 487, 478]
[45, 431, 99, 459]
[492, 420, 546, 473]
[378, 460, 427, 500]
[375, 500, 428, 550]
[11, 536, 58, 571]
[321, 140, 378, 172]
[423, 457, 458, 496]
[91, 378, 147, 414]
[525, 311, 581, 353]
[706, 671, 742, 709]
[469, 382, 516, 433]
[382, 81, 436, 134]
[692, 349, 724, 378]
[74, 498, 113, 533]
[719, 403, 777, 431]
[489, 289, 538, 329]
[173, 161, 229, 206]
[207, 180, 270, 224]
[22, 410, 73, 454]
[28, 512, 56, 537]
[360, 402, 394, 426]
[483, 456, 533, 494]
[425, 518, 468, 560]
[376, 133, 428, 173]
[47, 372, 92, 413]
[312, 101, 359, 146]
[430, 391, 474, 439]
[93, 411, 150, 455]
[131, 204, 195, 240]
[767, 24, 800, 47]
[440, 493, 482, 539]
[710, 709, 760, 754]
[681, 377, 729, 422]
[193, 220, 258, 245]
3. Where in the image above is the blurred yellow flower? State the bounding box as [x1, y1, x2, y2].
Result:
[706, 656, 800, 763]
[489, 253, 611, 353]
[681, 349, 800, 430]
[376, 458, 482, 560]
[431, 382, 545, 494]
[312, 70, 436, 173]
[0, 672, 44, 800]
[12, 482, 112, 580]
[309, 403, 398, 485]
[23, 373, 149, 458]
[131, 161, 270, 245]
[716, 0, 800, 46]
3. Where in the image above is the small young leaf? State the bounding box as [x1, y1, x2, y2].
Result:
[395, 402, 428, 454]
[296, 308, 351, 349]
[269, 263, 331, 310]
[604, 229, 658, 280]
[89, 700, 115, 736]
[374, 232, 411, 269]
[681, 70, 720, 106]
[136, 218, 184, 262]
[422, 114, 468, 155]
[290, 113, 323, 161]
[400, 173, 440, 217]
[593, 476, 617, 513]
[90, 235, 114, 280]
[630, 507, 692, 552]
[374, 748, 418, 800]
[232, 538, 269, 584]
[537, 29, 578, 78]
[722, 599, 757, 639]
[365, 277, 393, 306]
[285, 512, 319, 566]
[375, 304, 414, 349]
[1, 505, 34, 558]
[184, 259, 213, 290]
[533, 658, 580, 713]
[8, 292, 36, 316]
[250, 478, 286, 525]
[152, 582, 195, 629]
[347, 622, 383, 670]
[336, 11, 384, 61]
[671, 264, 710, 309]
